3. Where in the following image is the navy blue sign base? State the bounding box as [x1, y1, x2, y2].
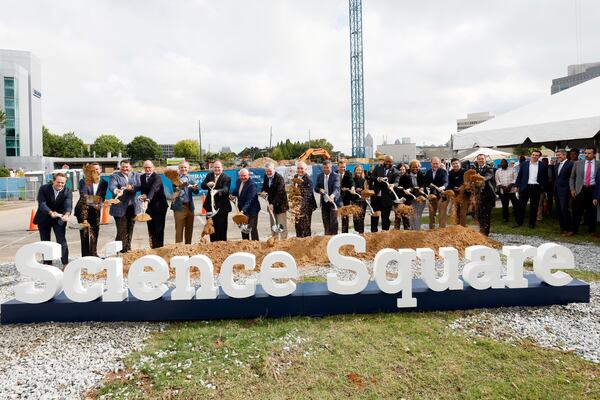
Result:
[0, 276, 590, 324]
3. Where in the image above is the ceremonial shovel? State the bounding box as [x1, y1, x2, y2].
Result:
[229, 196, 250, 234]
[204, 188, 220, 217]
[259, 194, 284, 233]
[381, 177, 403, 204]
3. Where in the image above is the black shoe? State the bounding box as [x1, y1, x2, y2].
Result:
[512, 224, 522, 228]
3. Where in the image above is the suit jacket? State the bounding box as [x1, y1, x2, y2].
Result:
[109, 171, 141, 217]
[233, 179, 260, 217]
[554, 160, 573, 196]
[570, 159, 600, 195]
[296, 174, 317, 212]
[33, 183, 73, 226]
[261, 172, 289, 214]
[140, 173, 168, 216]
[314, 172, 342, 206]
[201, 172, 232, 213]
[75, 177, 108, 222]
[424, 168, 449, 194]
[515, 161, 547, 193]
[473, 164, 497, 206]
[595, 168, 600, 200]
[369, 164, 400, 208]
[338, 170, 354, 203]
[448, 168, 465, 192]
[170, 174, 200, 212]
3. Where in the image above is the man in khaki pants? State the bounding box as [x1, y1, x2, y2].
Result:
[424, 157, 449, 228]
[171, 161, 199, 244]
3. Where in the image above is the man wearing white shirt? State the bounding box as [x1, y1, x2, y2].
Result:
[514, 150, 547, 229]
[75, 163, 108, 256]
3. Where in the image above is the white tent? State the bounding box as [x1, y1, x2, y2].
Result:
[452, 76, 600, 150]
[459, 148, 512, 161]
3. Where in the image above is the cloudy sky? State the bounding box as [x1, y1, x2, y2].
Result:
[1, 0, 599, 154]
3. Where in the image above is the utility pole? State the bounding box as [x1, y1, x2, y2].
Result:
[308, 129, 311, 148]
[269, 126, 273, 149]
[198, 120, 203, 168]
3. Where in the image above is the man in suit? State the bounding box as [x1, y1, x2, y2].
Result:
[424, 157, 450, 229]
[34, 172, 72, 266]
[109, 160, 140, 253]
[201, 160, 232, 241]
[448, 158, 466, 226]
[515, 150, 548, 229]
[171, 161, 199, 244]
[233, 168, 260, 240]
[369, 155, 399, 232]
[315, 160, 341, 235]
[337, 160, 354, 233]
[294, 161, 317, 237]
[140, 160, 168, 248]
[75, 162, 107, 257]
[553, 150, 574, 236]
[570, 147, 600, 238]
[474, 154, 497, 235]
[261, 162, 288, 239]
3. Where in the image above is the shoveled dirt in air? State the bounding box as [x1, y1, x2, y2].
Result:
[122, 225, 499, 275]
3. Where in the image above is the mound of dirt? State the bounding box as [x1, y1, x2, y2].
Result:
[121, 226, 499, 276]
[249, 157, 277, 168]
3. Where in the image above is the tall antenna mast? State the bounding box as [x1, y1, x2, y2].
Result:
[349, 0, 366, 157]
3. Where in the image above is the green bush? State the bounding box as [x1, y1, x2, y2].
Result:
[0, 167, 10, 177]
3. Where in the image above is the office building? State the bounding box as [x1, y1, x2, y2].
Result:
[551, 62, 600, 94]
[456, 112, 495, 132]
[160, 144, 174, 158]
[0, 49, 43, 167]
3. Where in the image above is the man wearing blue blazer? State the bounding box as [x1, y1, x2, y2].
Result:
[514, 150, 548, 229]
[315, 160, 341, 235]
[75, 163, 107, 257]
[109, 160, 140, 253]
[553, 150, 574, 236]
[232, 168, 261, 240]
[33, 172, 73, 266]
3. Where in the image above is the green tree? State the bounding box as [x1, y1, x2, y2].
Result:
[126, 136, 162, 162]
[93, 134, 126, 157]
[173, 139, 200, 161]
[60, 132, 86, 157]
[0, 108, 6, 130]
[42, 126, 63, 156]
[512, 145, 537, 157]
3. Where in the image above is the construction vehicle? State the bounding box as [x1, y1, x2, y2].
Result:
[297, 148, 332, 163]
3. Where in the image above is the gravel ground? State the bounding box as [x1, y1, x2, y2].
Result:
[0, 233, 597, 398]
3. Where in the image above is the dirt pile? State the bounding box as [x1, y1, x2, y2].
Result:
[249, 157, 277, 168]
[121, 226, 499, 275]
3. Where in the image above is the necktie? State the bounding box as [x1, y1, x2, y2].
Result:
[557, 162, 562, 177]
[269, 177, 272, 187]
[585, 161, 592, 187]
[239, 181, 244, 194]
[324, 175, 329, 195]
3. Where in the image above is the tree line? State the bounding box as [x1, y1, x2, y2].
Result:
[42, 128, 337, 163]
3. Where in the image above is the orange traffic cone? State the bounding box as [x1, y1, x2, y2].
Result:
[100, 201, 110, 225]
[28, 209, 38, 231]
[200, 193, 207, 215]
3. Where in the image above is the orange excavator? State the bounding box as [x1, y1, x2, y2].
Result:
[297, 148, 332, 162]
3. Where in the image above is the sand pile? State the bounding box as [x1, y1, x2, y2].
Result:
[121, 226, 499, 275]
[249, 157, 277, 168]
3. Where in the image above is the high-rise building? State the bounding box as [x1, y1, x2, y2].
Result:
[0, 49, 42, 165]
[160, 144, 174, 158]
[365, 133, 373, 159]
[551, 62, 600, 94]
[456, 112, 495, 132]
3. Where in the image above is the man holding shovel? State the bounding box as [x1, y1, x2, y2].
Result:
[261, 162, 288, 239]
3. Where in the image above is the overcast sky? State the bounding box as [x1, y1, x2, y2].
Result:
[1, 0, 599, 154]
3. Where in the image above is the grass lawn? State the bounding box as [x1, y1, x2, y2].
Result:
[93, 310, 599, 399]
[488, 206, 600, 245]
[91, 208, 600, 399]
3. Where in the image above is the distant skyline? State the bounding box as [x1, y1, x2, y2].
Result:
[1, 0, 599, 154]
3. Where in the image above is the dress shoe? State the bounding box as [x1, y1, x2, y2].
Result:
[562, 231, 575, 237]
[512, 224, 522, 229]
[592, 232, 599, 239]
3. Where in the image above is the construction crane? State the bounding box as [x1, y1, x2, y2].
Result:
[349, 0, 366, 158]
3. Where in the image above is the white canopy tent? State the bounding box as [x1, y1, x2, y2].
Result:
[452, 76, 600, 151]
[459, 148, 513, 161]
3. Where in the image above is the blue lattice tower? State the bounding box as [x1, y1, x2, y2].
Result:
[349, 0, 365, 158]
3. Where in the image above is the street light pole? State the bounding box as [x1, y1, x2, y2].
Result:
[198, 120, 203, 168]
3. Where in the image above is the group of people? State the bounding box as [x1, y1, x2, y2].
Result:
[33, 147, 600, 266]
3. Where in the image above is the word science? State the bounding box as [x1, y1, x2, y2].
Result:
[1, 234, 590, 324]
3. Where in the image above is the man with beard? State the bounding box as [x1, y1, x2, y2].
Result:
[171, 161, 200, 244]
[570, 147, 600, 238]
[473, 154, 496, 235]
